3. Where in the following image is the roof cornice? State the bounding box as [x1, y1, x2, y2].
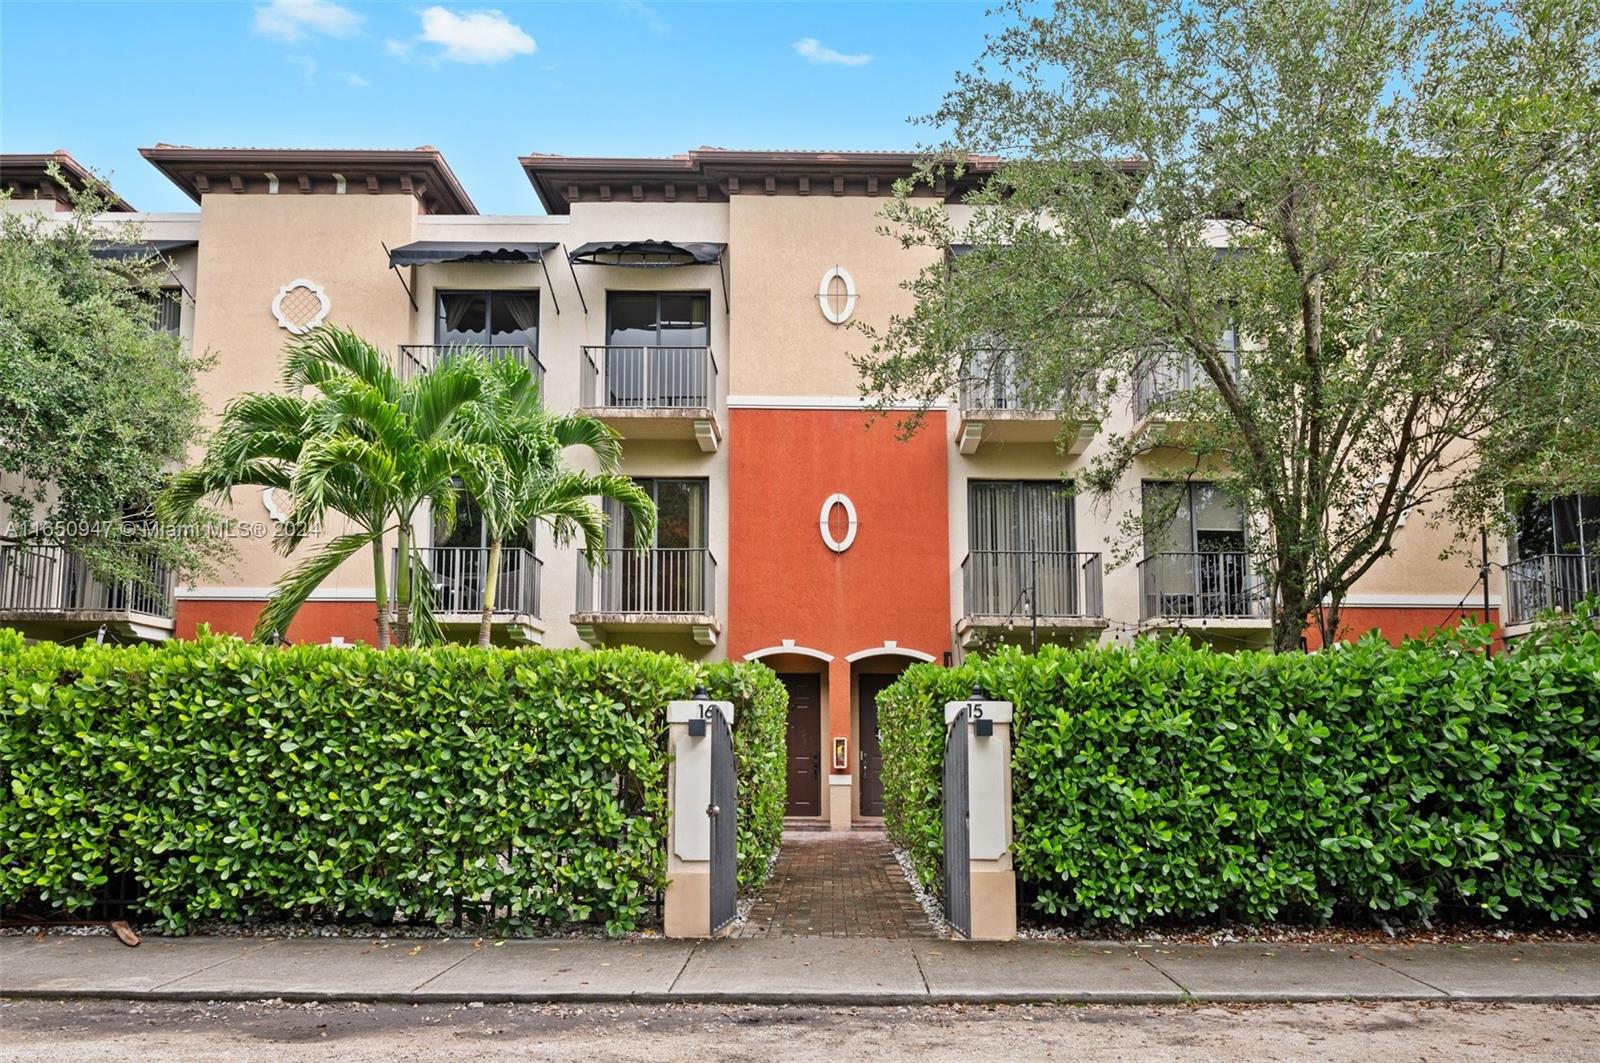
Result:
[138, 145, 477, 215]
[0, 151, 136, 212]
[519, 147, 1004, 215]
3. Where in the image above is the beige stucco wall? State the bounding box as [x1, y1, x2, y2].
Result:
[727, 195, 941, 398]
[185, 192, 419, 596]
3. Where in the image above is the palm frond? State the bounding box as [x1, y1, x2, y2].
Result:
[253, 530, 377, 643]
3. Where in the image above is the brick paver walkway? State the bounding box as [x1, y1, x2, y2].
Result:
[735, 829, 936, 939]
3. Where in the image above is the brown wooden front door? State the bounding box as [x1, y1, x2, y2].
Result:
[857, 673, 893, 817]
[778, 673, 822, 817]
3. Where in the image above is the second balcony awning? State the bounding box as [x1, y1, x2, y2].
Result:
[386, 241, 559, 267]
[568, 240, 726, 267]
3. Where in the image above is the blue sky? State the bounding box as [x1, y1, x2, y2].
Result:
[1, 1, 992, 214]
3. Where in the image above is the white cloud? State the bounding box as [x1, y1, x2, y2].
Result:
[344, 72, 369, 87]
[383, 38, 413, 59]
[418, 7, 537, 64]
[614, 0, 668, 34]
[287, 55, 319, 84]
[794, 37, 873, 67]
[253, 0, 362, 43]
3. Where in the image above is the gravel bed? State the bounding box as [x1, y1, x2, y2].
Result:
[892, 845, 950, 937]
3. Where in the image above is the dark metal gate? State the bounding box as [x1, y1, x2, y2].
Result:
[942, 705, 971, 937]
[709, 708, 738, 935]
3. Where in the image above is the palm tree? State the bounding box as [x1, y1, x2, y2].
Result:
[457, 356, 655, 646]
[162, 325, 503, 647]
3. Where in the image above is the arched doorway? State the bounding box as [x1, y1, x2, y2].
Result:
[846, 644, 936, 821]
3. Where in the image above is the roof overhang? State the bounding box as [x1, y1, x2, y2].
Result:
[138, 145, 477, 215]
[1, 151, 136, 212]
[91, 239, 198, 260]
[387, 240, 557, 267]
[568, 240, 725, 267]
[520, 148, 1003, 215]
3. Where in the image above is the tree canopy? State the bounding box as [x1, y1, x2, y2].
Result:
[858, 0, 1600, 650]
[0, 169, 213, 583]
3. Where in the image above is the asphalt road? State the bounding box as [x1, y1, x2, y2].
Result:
[1, 999, 1597, 1061]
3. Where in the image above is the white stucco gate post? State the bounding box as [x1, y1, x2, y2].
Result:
[943, 689, 1017, 940]
[664, 686, 738, 939]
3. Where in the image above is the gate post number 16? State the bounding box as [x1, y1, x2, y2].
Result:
[664, 689, 736, 938]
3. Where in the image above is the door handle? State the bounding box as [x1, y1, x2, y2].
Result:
[811, 753, 820, 776]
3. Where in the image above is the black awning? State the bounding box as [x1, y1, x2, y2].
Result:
[91, 239, 198, 260]
[386, 241, 558, 267]
[568, 240, 726, 268]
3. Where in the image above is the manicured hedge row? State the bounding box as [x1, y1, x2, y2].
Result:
[878, 618, 1600, 927]
[0, 633, 786, 934]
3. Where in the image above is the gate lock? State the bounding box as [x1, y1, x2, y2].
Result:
[706, 804, 720, 817]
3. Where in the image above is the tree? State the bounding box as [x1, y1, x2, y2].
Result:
[0, 165, 216, 586]
[163, 326, 502, 647]
[455, 356, 655, 646]
[857, 0, 1600, 651]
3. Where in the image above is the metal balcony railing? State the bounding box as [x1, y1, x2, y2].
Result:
[394, 546, 541, 619]
[576, 547, 716, 615]
[960, 349, 1084, 413]
[962, 550, 1104, 619]
[1133, 348, 1240, 420]
[1504, 552, 1598, 626]
[579, 346, 717, 410]
[1137, 550, 1267, 621]
[397, 344, 544, 387]
[0, 543, 175, 618]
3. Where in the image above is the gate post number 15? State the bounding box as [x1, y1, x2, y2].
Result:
[944, 693, 1017, 940]
[664, 690, 736, 938]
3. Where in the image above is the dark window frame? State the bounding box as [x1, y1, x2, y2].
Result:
[967, 479, 1077, 554]
[608, 477, 709, 550]
[433, 288, 541, 354]
[604, 290, 712, 348]
[1141, 480, 1248, 555]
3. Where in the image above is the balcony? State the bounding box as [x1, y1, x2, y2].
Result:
[1504, 552, 1598, 628]
[397, 344, 545, 388]
[1132, 349, 1237, 444]
[395, 546, 543, 644]
[956, 350, 1097, 455]
[579, 346, 721, 451]
[958, 550, 1106, 646]
[1137, 550, 1271, 638]
[572, 546, 720, 647]
[0, 543, 175, 641]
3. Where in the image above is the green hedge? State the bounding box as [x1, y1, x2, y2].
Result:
[0, 634, 785, 934]
[878, 617, 1600, 927]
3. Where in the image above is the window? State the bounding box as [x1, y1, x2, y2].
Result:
[967, 481, 1079, 616]
[1514, 494, 1600, 560]
[1143, 481, 1246, 554]
[436, 290, 538, 351]
[602, 478, 710, 613]
[599, 292, 712, 407]
[606, 292, 709, 348]
[969, 481, 1074, 554]
[1141, 481, 1253, 618]
[608, 478, 707, 550]
[151, 289, 181, 335]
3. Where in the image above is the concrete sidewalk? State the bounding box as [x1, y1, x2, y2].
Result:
[3, 935, 1597, 1006]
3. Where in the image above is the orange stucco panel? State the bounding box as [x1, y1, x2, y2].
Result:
[728, 408, 951, 750]
[176, 599, 379, 646]
[1303, 606, 1501, 651]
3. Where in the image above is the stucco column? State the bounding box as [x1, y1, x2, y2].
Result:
[663, 692, 736, 939]
[946, 696, 1018, 941]
[826, 656, 853, 830]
